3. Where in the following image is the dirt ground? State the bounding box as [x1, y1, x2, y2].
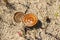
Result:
[0, 0, 60, 40]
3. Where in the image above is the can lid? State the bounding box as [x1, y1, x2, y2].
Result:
[23, 13, 38, 27]
[14, 12, 24, 23]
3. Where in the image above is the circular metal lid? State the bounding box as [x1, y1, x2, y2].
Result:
[23, 13, 38, 27]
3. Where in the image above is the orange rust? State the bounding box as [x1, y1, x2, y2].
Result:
[22, 13, 38, 27]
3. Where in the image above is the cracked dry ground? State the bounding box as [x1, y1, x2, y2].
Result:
[0, 0, 60, 40]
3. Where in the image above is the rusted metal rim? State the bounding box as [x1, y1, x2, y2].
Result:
[14, 12, 25, 23]
[22, 13, 38, 27]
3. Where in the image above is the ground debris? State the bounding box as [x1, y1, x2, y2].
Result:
[6, 3, 16, 10]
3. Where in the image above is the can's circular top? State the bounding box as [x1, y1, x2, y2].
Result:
[14, 12, 24, 23]
[23, 13, 38, 27]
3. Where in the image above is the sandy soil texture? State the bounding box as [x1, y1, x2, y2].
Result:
[0, 0, 60, 40]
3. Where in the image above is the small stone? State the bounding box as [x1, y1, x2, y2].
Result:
[18, 32, 22, 36]
[46, 17, 51, 23]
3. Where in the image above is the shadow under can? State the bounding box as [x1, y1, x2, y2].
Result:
[25, 20, 42, 30]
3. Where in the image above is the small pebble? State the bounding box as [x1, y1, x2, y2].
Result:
[17, 32, 22, 36]
[46, 17, 51, 23]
